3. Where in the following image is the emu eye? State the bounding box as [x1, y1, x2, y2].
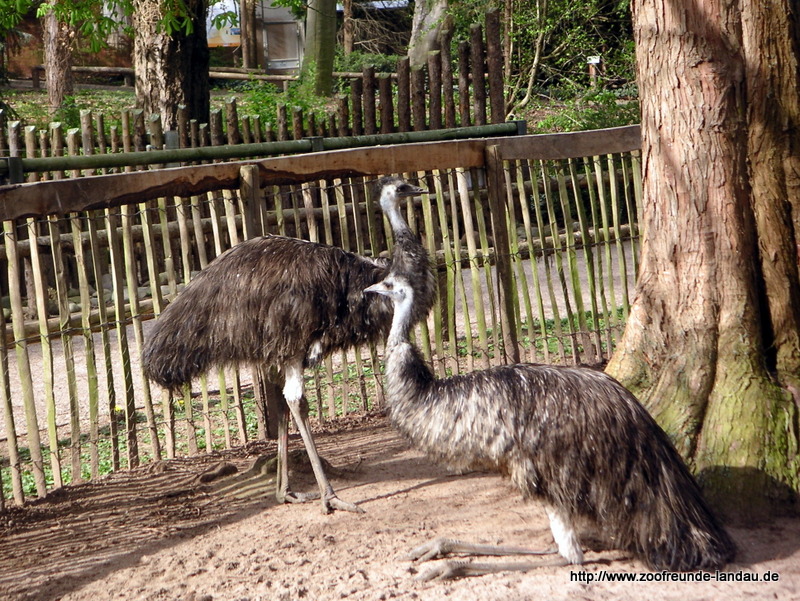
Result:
[384, 281, 394, 290]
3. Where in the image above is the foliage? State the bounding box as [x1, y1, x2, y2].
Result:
[240, 63, 332, 125]
[334, 49, 401, 74]
[447, 0, 635, 92]
[530, 88, 639, 133]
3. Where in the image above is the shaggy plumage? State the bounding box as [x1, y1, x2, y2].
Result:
[143, 178, 435, 391]
[366, 273, 736, 577]
[142, 177, 435, 513]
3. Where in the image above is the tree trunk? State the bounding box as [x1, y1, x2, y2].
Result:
[132, 0, 210, 130]
[43, 11, 73, 115]
[607, 0, 800, 520]
[342, 0, 354, 55]
[407, 0, 449, 70]
[240, 0, 254, 69]
[303, 0, 337, 96]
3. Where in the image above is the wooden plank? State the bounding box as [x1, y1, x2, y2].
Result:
[0, 139, 492, 221]
[496, 126, 641, 161]
[485, 145, 519, 363]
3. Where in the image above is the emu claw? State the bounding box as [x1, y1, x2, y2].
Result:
[404, 538, 459, 562]
[324, 494, 365, 514]
[413, 561, 473, 581]
[278, 490, 321, 504]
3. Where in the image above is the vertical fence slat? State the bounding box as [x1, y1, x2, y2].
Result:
[105, 209, 139, 468]
[4, 220, 47, 497]
[48, 215, 83, 482]
[0, 304, 24, 504]
[27, 217, 62, 489]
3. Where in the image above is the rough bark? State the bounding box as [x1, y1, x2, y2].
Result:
[132, 0, 210, 130]
[607, 0, 800, 520]
[43, 11, 74, 115]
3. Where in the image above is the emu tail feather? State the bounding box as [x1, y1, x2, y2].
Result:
[630, 453, 736, 571]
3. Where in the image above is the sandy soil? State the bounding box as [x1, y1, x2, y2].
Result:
[1, 413, 798, 601]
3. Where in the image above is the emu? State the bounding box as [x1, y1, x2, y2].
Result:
[366, 273, 736, 579]
[142, 177, 435, 514]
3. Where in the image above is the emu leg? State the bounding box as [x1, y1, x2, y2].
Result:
[282, 361, 364, 514]
[275, 396, 319, 505]
[405, 507, 583, 581]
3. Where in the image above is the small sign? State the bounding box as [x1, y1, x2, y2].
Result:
[587, 56, 601, 64]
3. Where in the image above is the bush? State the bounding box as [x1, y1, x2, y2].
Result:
[531, 88, 640, 133]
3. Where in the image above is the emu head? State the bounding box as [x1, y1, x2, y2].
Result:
[365, 272, 413, 306]
[374, 176, 426, 214]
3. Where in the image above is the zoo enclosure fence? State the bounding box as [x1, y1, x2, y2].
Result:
[0, 124, 642, 509]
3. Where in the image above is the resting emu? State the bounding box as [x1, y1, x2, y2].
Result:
[142, 177, 435, 514]
[366, 273, 736, 579]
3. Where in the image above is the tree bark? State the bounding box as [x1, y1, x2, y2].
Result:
[132, 0, 210, 131]
[407, 0, 449, 70]
[607, 0, 800, 520]
[43, 11, 73, 115]
[304, 0, 337, 96]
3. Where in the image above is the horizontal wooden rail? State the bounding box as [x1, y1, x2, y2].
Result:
[0, 122, 524, 181]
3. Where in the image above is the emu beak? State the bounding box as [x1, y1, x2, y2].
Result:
[364, 282, 388, 296]
[398, 183, 427, 198]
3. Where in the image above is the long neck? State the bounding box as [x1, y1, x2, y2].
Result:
[386, 294, 415, 350]
[381, 193, 412, 238]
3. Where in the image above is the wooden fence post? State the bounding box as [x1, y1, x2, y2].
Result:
[485, 144, 519, 363]
[485, 9, 505, 124]
[470, 24, 487, 126]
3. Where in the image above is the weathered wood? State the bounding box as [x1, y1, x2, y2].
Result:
[485, 9, 505, 124]
[0, 138, 496, 220]
[485, 145, 519, 363]
[363, 66, 377, 136]
[3, 220, 47, 497]
[458, 41, 472, 127]
[397, 57, 411, 132]
[378, 74, 394, 134]
[427, 51, 443, 131]
[470, 24, 487, 126]
[440, 28, 456, 129]
[225, 98, 241, 145]
[411, 67, 427, 131]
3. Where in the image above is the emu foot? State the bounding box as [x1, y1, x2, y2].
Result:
[404, 537, 558, 562]
[322, 493, 365, 514]
[413, 557, 570, 581]
[278, 490, 322, 504]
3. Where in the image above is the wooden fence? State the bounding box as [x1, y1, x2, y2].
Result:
[0, 124, 642, 509]
[1, 11, 506, 161]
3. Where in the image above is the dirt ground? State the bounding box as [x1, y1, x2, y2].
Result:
[1, 413, 798, 601]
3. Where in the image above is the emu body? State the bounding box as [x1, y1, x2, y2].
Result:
[142, 177, 435, 513]
[366, 273, 736, 578]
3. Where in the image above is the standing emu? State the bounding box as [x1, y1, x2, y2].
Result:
[366, 273, 736, 579]
[142, 177, 435, 514]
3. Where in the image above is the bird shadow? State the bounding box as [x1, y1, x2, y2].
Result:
[697, 465, 800, 567]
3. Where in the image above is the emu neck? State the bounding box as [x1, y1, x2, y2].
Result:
[382, 195, 412, 237]
[387, 295, 415, 350]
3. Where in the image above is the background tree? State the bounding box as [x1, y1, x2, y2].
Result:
[303, 0, 337, 96]
[408, 0, 449, 69]
[132, 0, 211, 129]
[36, 0, 123, 116]
[606, 0, 800, 519]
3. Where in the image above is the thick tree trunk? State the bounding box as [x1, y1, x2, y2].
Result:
[607, 0, 800, 520]
[43, 12, 73, 115]
[132, 0, 210, 130]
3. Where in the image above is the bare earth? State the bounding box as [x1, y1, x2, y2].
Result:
[1, 413, 798, 601]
